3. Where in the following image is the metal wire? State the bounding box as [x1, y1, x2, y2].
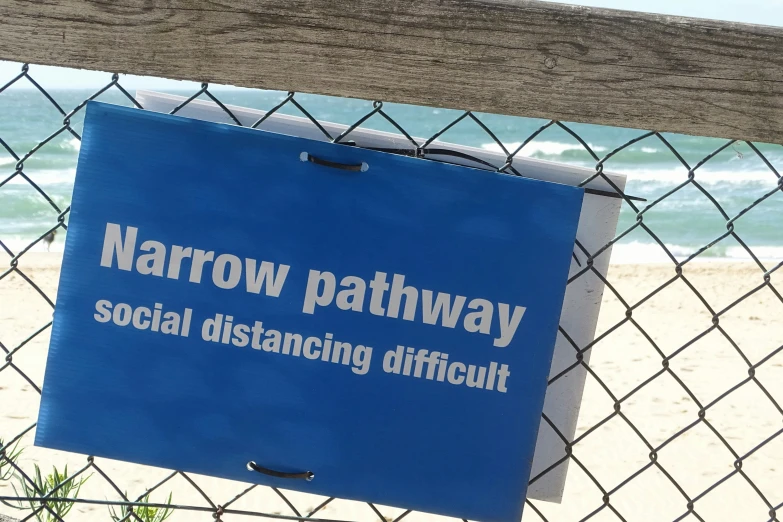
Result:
[0, 62, 782, 522]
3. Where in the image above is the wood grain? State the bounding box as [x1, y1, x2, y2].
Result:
[1, 0, 782, 143]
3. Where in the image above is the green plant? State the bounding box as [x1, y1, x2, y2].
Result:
[0, 438, 24, 511]
[0, 438, 23, 481]
[109, 492, 174, 522]
[14, 464, 90, 522]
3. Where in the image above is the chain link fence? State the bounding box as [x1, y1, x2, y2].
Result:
[1, 62, 782, 522]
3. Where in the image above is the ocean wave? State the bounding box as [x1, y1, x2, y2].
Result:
[0, 157, 17, 166]
[0, 187, 70, 211]
[609, 241, 783, 264]
[1, 168, 76, 186]
[480, 141, 608, 156]
[479, 141, 783, 172]
[62, 138, 81, 152]
[0, 235, 66, 253]
[618, 168, 780, 186]
[4, 235, 778, 262]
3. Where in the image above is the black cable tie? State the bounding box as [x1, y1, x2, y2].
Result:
[300, 151, 368, 172]
[247, 461, 314, 481]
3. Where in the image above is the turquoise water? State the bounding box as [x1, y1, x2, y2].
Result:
[1, 88, 781, 262]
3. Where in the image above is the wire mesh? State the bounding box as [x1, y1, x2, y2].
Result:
[1, 62, 782, 522]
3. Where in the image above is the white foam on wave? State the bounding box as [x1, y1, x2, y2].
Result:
[0, 157, 17, 166]
[481, 141, 608, 156]
[726, 246, 783, 261]
[2, 168, 76, 186]
[609, 241, 783, 264]
[619, 168, 780, 186]
[1, 235, 66, 253]
[0, 189, 70, 207]
[477, 140, 782, 186]
[61, 138, 81, 152]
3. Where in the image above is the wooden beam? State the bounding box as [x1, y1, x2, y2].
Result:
[1, 0, 782, 143]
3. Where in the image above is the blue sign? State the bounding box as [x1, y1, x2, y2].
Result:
[37, 102, 583, 522]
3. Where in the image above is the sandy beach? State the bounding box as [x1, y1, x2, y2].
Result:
[1, 253, 781, 522]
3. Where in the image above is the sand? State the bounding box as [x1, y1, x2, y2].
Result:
[1, 253, 782, 522]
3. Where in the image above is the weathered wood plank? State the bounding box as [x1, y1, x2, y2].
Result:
[1, 0, 782, 143]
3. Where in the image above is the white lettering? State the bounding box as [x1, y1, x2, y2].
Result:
[463, 298, 493, 334]
[167, 245, 192, 279]
[368, 272, 389, 316]
[386, 274, 418, 321]
[336, 276, 366, 312]
[132, 307, 151, 329]
[100, 223, 136, 271]
[351, 345, 373, 375]
[189, 249, 214, 284]
[113, 303, 132, 326]
[94, 300, 112, 322]
[422, 290, 466, 328]
[212, 254, 242, 289]
[447, 362, 466, 385]
[303, 270, 336, 314]
[245, 259, 290, 296]
[135, 240, 166, 276]
[495, 304, 526, 348]
[303, 337, 322, 360]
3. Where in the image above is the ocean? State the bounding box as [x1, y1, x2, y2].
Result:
[1, 88, 781, 264]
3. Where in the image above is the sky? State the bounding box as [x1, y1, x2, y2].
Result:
[1, 0, 782, 90]
[547, 0, 783, 25]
